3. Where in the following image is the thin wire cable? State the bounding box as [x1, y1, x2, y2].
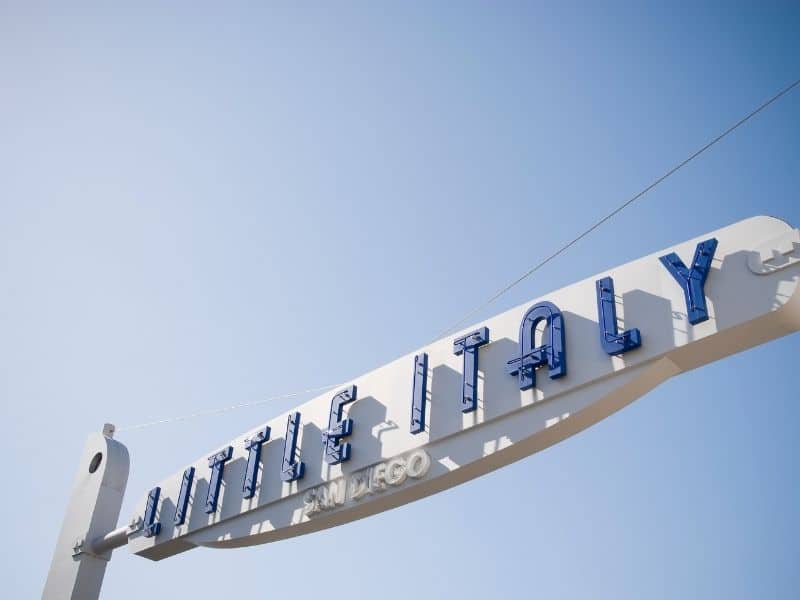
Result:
[427, 76, 800, 344]
[118, 76, 799, 432]
[117, 383, 342, 431]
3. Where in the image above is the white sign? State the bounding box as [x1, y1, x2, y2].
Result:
[128, 215, 800, 561]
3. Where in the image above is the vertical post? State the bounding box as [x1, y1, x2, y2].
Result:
[42, 425, 130, 600]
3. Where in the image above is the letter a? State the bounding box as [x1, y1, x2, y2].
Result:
[506, 301, 566, 390]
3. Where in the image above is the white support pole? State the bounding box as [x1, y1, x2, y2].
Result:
[42, 425, 130, 600]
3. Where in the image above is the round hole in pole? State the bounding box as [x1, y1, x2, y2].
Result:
[89, 452, 103, 474]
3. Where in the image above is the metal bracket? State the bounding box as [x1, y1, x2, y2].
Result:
[128, 515, 143, 534]
[748, 228, 800, 275]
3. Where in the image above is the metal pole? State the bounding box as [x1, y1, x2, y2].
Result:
[42, 425, 131, 600]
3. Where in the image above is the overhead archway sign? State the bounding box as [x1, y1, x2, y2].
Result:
[125, 215, 800, 559]
[44, 215, 800, 597]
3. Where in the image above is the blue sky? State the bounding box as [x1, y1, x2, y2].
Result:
[1, 2, 799, 598]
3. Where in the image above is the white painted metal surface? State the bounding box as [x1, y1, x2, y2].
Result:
[43, 426, 129, 599]
[126, 215, 800, 561]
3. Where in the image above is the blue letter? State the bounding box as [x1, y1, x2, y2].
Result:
[410, 353, 428, 434]
[453, 327, 490, 413]
[205, 446, 232, 514]
[243, 426, 270, 499]
[143, 486, 161, 537]
[281, 412, 305, 482]
[173, 467, 194, 526]
[659, 238, 718, 325]
[322, 385, 357, 464]
[506, 301, 566, 390]
[596, 276, 641, 355]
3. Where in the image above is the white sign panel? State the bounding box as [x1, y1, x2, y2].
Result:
[128, 215, 800, 560]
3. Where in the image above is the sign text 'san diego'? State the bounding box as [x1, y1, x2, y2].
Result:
[129, 215, 800, 560]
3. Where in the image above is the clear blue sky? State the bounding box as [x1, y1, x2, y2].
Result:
[2, 2, 799, 598]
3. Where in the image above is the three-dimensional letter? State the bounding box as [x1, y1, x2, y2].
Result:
[205, 446, 233, 514]
[322, 385, 357, 464]
[506, 301, 566, 390]
[143, 486, 161, 537]
[173, 467, 194, 526]
[281, 412, 305, 482]
[453, 327, 490, 412]
[659, 238, 718, 324]
[243, 426, 270, 499]
[596, 276, 642, 355]
[410, 353, 428, 434]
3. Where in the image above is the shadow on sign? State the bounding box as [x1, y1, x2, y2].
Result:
[342, 395, 387, 475]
